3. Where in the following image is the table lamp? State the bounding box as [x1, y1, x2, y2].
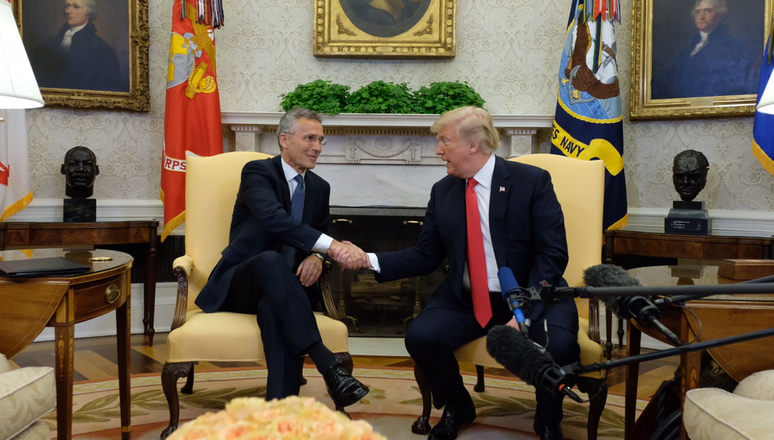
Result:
[0, 0, 44, 111]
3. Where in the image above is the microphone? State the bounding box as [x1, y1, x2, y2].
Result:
[582, 264, 682, 346]
[486, 324, 583, 403]
[498, 267, 530, 335]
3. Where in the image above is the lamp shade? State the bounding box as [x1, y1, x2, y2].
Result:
[758, 71, 774, 115]
[0, 0, 44, 109]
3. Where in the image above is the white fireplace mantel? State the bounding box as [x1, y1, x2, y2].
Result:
[222, 112, 554, 158]
[222, 112, 554, 207]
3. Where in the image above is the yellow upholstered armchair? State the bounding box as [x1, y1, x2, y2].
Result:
[411, 154, 608, 440]
[160, 152, 351, 439]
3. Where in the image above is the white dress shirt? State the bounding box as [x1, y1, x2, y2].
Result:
[280, 158, 333, 252]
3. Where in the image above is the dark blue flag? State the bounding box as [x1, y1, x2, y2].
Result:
[551, 0, 627, 230]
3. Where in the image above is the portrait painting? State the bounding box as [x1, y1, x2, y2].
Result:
[630, 0, 771, 119]
[14, 0, 150, 111]
[314, 0, 455, 58]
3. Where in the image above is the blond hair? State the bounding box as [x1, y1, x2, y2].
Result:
[431, 106, 500, 154]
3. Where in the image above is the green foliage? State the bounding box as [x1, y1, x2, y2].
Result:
[278, 80, 486, 114]
[344, 81, 415, 114]
[412, 81, 486, 114]
[279, 80, 350, 115]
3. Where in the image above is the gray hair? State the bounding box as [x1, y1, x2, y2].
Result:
[694, 0, 728, 15]
[277, 108, 322, 151]
[431, 106, 500, 154]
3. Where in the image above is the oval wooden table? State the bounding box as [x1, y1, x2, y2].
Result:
[0, 249, 133, 440]
[623, 264, 774, 440]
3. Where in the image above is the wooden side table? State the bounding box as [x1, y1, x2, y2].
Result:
[622, 265, 774, 440]
[602, 229, 774, 356]
[0, 221, 159, 344]
[0, 250, 134, 440]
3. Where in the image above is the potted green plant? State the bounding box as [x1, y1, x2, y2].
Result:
[344, 81, 415, 114]
[412, 81, 486, 114]
[279, 79, 350, 114]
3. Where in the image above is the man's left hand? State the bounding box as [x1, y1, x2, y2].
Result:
[296, 254, 323, 287]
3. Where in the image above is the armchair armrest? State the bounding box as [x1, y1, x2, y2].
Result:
[171, 255, 193, 331]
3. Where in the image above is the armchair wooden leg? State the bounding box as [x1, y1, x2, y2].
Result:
[474, 365, 486, 392]
[576, 376, 608, 440]
[181, 363, 196, 394]
[411, 363, 432, 435]
[161, 361, 196, 440]
[299, 356, 308, 386]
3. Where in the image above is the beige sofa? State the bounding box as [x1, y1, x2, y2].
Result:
[0, 354, 55, 440]
[684, 369, 774, 440]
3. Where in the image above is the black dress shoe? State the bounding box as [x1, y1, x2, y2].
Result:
[323, 365, 369, 407]
[534, 418, 564, 440]
[428, 398, 476, 440]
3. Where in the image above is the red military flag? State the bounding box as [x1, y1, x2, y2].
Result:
[161, 0, 224, 241]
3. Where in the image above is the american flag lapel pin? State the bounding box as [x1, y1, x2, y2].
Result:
[499, 186, 506, 192]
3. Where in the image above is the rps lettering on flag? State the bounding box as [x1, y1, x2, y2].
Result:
[160, 0, 224, 241]
[551, 0, 628, 231]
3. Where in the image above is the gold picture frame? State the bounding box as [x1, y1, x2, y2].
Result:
[14, 0, 150, 112]
[314, 0, 455, 58]
[630, 0, 771, 120]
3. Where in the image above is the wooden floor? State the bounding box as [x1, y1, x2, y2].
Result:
[9, 333, 679, 403]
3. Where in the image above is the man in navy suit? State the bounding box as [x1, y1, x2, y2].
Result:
[336, 107, 580, 440]
[195, 108, 370, 407]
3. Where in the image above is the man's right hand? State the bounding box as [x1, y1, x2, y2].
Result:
[329, 240, 370, 270]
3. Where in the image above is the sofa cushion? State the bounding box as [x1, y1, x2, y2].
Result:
[12, 421, 50, 440]
[733, 369, 774, 401]
[167, 310, 349, 363]
[684, 387, 774, 440]
[0, 365, 55, 440]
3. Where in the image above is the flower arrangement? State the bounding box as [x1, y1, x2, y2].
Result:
[168, 396, 387, 440]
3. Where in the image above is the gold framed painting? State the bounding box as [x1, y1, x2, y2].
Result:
[14, 0, 150, 112]
[630, 0, 771, 120]
[314, 0, 455, 58]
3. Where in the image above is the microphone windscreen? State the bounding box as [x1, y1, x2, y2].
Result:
[498, 267, 519, 300]
[486, 324, 555, 386]
[583, 264, 642, 313]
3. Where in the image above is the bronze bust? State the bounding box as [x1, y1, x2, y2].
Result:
[672, 149, 709, 202]
[61, 146, 100, 199]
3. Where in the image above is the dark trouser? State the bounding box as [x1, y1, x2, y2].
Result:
[219, 251, 323, 400]
[405, 292, 580, 426]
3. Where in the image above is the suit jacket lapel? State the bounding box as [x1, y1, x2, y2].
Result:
[490, 156, 511, 268]
[449, 177, 468, 285]
[301, 172, 316, 225]
[272, 156, 293, 215]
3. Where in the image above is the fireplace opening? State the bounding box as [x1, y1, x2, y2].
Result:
[328, 209, 447, 337]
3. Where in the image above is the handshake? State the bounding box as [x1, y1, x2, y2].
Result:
[328, 240, 372, 270]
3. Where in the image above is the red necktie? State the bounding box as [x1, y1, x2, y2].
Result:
[466, 178, 492, 327]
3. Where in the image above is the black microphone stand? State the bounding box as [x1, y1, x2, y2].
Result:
[550, 282, 774, 300]
[562, 327, 774, 375]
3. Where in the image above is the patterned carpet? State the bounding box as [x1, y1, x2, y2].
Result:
[44, 366, 641, 440]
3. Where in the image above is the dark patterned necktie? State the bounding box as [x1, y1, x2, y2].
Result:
[291, 174, 305, 220]
[281, 174, 305, 268]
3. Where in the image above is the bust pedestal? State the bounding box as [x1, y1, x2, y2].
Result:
[63, 198, 96, 222]
[665, 200, 711, 235]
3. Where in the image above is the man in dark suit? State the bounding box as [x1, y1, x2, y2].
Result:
[336, 107, 580, 440]
[194, 108, 370, 407]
